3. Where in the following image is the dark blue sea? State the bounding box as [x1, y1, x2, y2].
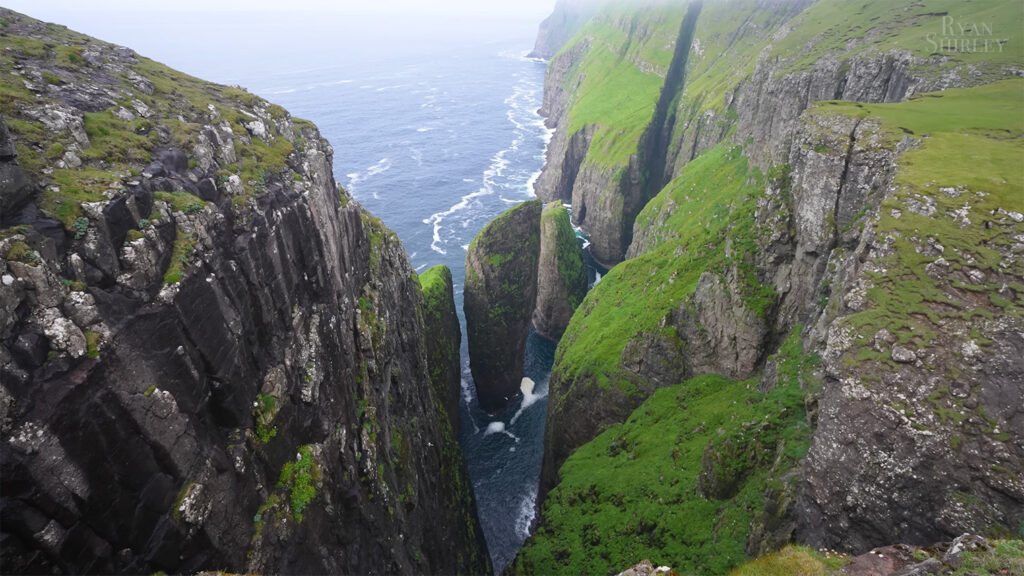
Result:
[22, 8, 567, 572]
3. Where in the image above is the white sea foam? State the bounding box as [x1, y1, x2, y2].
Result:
[510, 377, 545, 426]
[514, 489, 538, 539]
[366, 157, 392, 177]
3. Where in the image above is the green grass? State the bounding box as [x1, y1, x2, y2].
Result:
[513, 367, 814, 576]
[823, 80, 1024, 355]
[727, 545, 848, 576]
[0, 10, 315, 233]
[163, 228, 197, 285]
[154, 191, 206, 214]
[254, 394, 277, 444]
[554, 143, 770, 395]
[951, 539, 1024, 575]
[557, 3, 689, 167]
[277, 445, 320, 523]
[768, 0, 1024, 77]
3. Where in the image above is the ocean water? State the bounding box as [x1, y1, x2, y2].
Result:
[20, 9, 563, 571]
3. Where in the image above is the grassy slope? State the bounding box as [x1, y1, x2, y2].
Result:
[549, 0, 1024, 418]
[768, 0, 1024, 76]
[727, 539, 1024, 576]
[556, 2, 689, 167]
[0, 10, 306, 230]
[552, 143, 770, 399]
[515, 329, 819, 575]
[819, 79, 1024, 368]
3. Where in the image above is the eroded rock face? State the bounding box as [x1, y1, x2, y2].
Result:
[419, 264, 462, 432]
[532, 202, 586, 341]
[464, 199, 542, 413]
[0, 9, 488, 575]
[0, 115, 36, 223]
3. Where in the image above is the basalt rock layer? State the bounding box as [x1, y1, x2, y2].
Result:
[0, 9, 489, 575]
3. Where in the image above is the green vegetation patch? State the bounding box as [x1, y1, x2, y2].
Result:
[513, 369, 814, 575]
[277, 445, 320, 523]
[767, 0, 1024, 78]
[154, 190, 206, 214]
[727, 545, 848, 576]
[545, 203, 587, 309]
[558, 3, 688, 166]
[163, 228, 197, 285]
[555, 143, 771, 395]
[951, 539, 1024, 575]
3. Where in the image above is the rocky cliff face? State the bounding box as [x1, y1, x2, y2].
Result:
[0, 9, 488, 575]
[520, 0, 1024, 571]
[464, 199, 542, 413]
[419, 265, 462, 432]
[532, 202, 586, 341]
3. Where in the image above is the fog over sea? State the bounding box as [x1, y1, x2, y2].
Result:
[21, 8, 584, 572]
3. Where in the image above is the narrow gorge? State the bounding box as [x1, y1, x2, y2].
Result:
[1, 0, 1022, 575]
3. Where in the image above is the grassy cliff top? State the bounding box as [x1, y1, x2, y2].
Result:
[0, 7, 318, 229]
[820, 78, 1024, 373]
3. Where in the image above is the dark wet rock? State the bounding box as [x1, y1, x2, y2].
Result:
[464, 199, 542, 413]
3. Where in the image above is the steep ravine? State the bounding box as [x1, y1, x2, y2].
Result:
[508, 0, 1023, 573]
[0, 9, 489, 575]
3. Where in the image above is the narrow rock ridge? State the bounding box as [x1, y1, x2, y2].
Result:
[464, 200, 542, 413]
[419, 264, 462, 432]
[532, 202, 587, 341]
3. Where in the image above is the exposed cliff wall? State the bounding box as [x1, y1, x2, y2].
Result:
[419, 265, 462, 432]
[523, 0, 1024, 569]
[532, 202, 586, 341]
[0, 9, 489, 575]
[464, 199, 542, 413]
[528, 0, 608, 60]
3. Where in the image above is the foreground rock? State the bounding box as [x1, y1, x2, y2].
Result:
[0, 9, 489, 575]
[464, 199, 542, 413]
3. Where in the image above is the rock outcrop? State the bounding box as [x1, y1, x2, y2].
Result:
[419, 264, 461, 431]
[0, 9, 489, 575]
[532, 202, 586, 341]
[0, 116, 36, 223]
[464, 199, 542, 413]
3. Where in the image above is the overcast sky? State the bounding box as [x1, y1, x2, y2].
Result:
[3, 0, 557, 16]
